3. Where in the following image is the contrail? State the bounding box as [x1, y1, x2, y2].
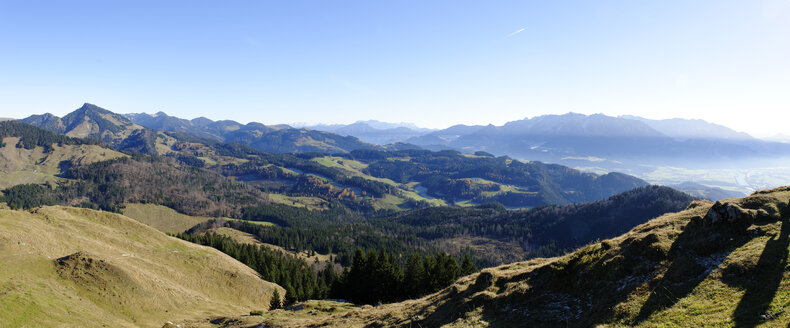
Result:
[505, 28, 526, 38]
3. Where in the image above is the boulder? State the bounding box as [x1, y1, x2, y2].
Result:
[703, 201, 763, 228]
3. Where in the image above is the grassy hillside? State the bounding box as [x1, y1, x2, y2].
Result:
[0, 120, 126, 189]
[206, 226, 336, 269]
[311, 155, 447, 209]
[188, 186, 789, 327]
[121, 203, 217, 234]
[267, 193, 328, 210]
[0, 206, 282, 327]
[0, 136, 125, 189]
[302, 187, 790, 327]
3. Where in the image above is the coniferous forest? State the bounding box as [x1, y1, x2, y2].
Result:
[176, 232, 476, 305]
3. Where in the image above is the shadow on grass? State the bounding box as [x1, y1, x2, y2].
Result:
[727, 218, 789, 328]
[632, 220, 751, 324]
[409, 208, 788, 327]
[410, 242, 678, 327]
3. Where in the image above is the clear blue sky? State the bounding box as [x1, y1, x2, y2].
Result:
[1, 1, 788, 136]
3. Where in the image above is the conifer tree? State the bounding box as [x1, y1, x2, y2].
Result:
[404, 253, 425, 299]
[285, 285, 298, 305]
[270, 290, 281, 310]
[461, 253, 477, 276]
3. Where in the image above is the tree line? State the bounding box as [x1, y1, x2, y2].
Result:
[175, 232, 336, 303]
[175, 232, 477, 306]
[0, 120, 103, 151]
[336, 248, 477, 304]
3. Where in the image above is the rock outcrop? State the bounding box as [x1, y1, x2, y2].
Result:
[703, 201, 769, 227]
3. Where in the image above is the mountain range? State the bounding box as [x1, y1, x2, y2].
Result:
[22, 104, 384, 156]
[1, 118, 649, 214]
[403, 113, 790, 168]
[619, 115, 755, 141]
[6, 103, 790, 326]
[26, 105, 786, 171]
[302, 120, 433, 145]
[0, 109, 677, 273]
[21, 105, 783, 197]
[17, 106, 786, 160]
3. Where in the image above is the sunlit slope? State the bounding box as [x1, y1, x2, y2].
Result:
[121, 203, 217, 234]
[0, 206, 282, 327]
[312, 187, 790, 327]
[0, 136, 125, 188]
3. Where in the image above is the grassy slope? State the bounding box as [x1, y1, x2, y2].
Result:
[0, 206, 282, 327]
[203, 187, 790, 328]
[0, 137, 126, 189]
[267, 193, 328, 210]
[207, 226, 336, 271]
[312, 155, 447, 209]
[122, 203, 277, 235]
[154, 135, 250, 167]
[311, 187, 790, 328]
[121, 203, 216, 234]
[180, 300, 357, 328]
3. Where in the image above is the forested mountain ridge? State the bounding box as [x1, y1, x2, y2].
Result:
[3, 117, 651, 211]
[179, 185, 695, 273]
[21, 103, 164, 155]
[205, 147, 649, 210]
[369, 185, 695, 265]
[0, 120, 105, 149]
[0, 120, 127, 189]
[124, 110, 382, 153]
[139, 188, 790, 327]
[22, 103, 382, 156]
[344, 149, 647, 206]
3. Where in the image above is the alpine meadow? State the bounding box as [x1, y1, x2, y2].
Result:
[2, 1, 790, 327]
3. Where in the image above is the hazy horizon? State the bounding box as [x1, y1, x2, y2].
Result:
[6, 104, 779, 139]
[2, 1, 789, 137]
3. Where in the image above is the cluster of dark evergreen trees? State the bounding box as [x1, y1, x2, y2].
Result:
[0, 183, 61, 209]
[175, 232, 337, 303]
[0, 120, 102, 151]
[175, 232, 476, 306]
[336, 248, 477, 304]
[188, 217, 433, 267]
